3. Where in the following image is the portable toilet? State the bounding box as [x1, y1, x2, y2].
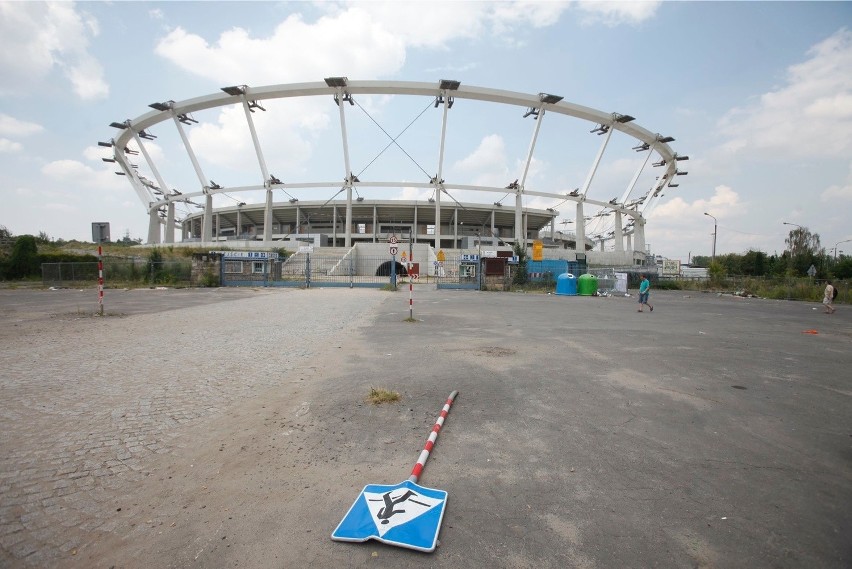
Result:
[577, 274, 598, 296]
[555, 273, 577, 296]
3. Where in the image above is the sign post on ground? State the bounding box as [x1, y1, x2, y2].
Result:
[332, 391, 459, 552]
[97, 245, 104, 316]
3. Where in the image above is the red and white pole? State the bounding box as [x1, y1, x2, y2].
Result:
[409, 391, 459, 483]
[409, 280, 413, 320]
[97, 245, 104, 316]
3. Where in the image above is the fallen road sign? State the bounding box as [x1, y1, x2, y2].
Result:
[332, 391, 459, 552]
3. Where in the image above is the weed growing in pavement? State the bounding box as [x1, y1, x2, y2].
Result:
[367, 387, 401, 405]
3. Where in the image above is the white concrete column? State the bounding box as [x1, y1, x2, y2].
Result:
[147, 208, 161, 244]
[614, 210, 623, 252]
[575, 201, 585, 253]
[203, 194, 213, 242]
[634, 216, 646, 256]
[165, 203, 175, 244]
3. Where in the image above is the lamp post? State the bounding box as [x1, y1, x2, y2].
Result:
[834, 239, 852, 261]
[704, 212, 717, 264]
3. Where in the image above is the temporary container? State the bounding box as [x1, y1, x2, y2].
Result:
[555, 273, 578, 296]
[577, 273, 598, 296]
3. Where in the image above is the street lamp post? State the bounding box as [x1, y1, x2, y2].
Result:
[704, 212, 717, 264]
[834, 239, 852, 261]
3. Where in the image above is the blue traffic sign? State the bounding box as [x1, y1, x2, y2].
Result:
[331, 480, 447, 552]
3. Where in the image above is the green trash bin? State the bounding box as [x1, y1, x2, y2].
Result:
[577, 274, 598, 296]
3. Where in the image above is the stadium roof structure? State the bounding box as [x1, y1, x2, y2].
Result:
[103, 79, 686, 256]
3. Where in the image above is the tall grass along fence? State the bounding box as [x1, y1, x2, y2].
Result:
[43, 261, 192, 288]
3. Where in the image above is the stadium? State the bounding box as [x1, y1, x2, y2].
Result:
[102, 79, 686, 270]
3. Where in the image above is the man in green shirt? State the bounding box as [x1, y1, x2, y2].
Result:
[638, 274, 653, 312]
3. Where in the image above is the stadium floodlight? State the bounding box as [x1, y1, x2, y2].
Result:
[676, 170, 688, 176]
[102, 158, 115, 163]
[439, 79, 461, 91]
[324, 77, 348, 88]
[613, 113, 635, 123]
[177, 113, 198, 125]
[539, 93, 563, 104]
[109, 121, 129, 129]
[148, 101, 174, 111]
[98, 140, 113, 147]
[139, 129, 157, 140]
[674, 154, 689, 161]
[632, 142, 650, 152]
[248, 100, 266, 112]
[652, 159, 666, 167]
[656, 135, 675, 143]
[115, 171, 126, 176]
[221, 85, 247, 96]
[269, 175, 282, 185]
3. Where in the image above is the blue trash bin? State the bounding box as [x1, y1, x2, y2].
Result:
[555, 273, 577, 296]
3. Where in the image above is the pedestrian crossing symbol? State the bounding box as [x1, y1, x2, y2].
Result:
[331, 480, 448, 552]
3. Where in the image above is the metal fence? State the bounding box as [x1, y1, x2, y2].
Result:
[42, 261, 193, 287]
[220, 253, 408, 288]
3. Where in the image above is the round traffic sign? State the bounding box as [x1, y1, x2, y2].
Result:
[389, 236, 399, 244]
[390, 246, 398, 255]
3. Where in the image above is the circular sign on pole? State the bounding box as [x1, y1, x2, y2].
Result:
[389, 236, 399, 245]
[390, 246, 399, 255]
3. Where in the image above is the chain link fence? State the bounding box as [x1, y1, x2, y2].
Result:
[42, 261, 193, 288]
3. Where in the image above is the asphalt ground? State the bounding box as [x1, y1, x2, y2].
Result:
[0, 286, 850, 568]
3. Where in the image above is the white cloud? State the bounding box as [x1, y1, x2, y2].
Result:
[452, 134, 510, 187]
[575, 1, 661, 27]
[398, 185, 433, 201]
[188, 100, 328, 174]
[652, 185, 744, 222]
[821, 161, 852, 202]
[717, 28, 852, 159]
[0, 2, 108, 100]
[154, 11, 407, 85]
[152, 2, 580, 85]
[0, 138, 22, 153]
[42, 159, 123, 191]
[0, 114, 44, 136]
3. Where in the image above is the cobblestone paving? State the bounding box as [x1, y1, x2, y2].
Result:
[0, 288, 385, 567]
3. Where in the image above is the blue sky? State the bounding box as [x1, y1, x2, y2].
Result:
[1, 1, 851, 262]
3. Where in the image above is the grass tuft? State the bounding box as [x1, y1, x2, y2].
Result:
[367, 387, 401, 405]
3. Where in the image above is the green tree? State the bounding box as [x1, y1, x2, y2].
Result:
[740, 249, 767, 276]
[785, 227, 823, 276]
[691, 255, 710, 268]
[7, 235, 40, 278]
[834, 256, 852, 279]
[708, 260, 726, 284]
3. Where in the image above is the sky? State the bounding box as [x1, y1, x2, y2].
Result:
[1, 1, 851, 262]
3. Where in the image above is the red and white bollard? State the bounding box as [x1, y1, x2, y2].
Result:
[409, 391, 459, 483]
[98, 245, 104, 316]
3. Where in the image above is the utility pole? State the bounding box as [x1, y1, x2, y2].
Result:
[704, 212, 717, 264]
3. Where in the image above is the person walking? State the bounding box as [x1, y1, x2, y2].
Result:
[823, 280, 836, 314]
[637, 274, 653, 312]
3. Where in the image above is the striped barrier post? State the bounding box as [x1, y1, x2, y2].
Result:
[409, 390, 459, 483]
[98, 245, 104, 316]
[409, 281, 413, 319]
